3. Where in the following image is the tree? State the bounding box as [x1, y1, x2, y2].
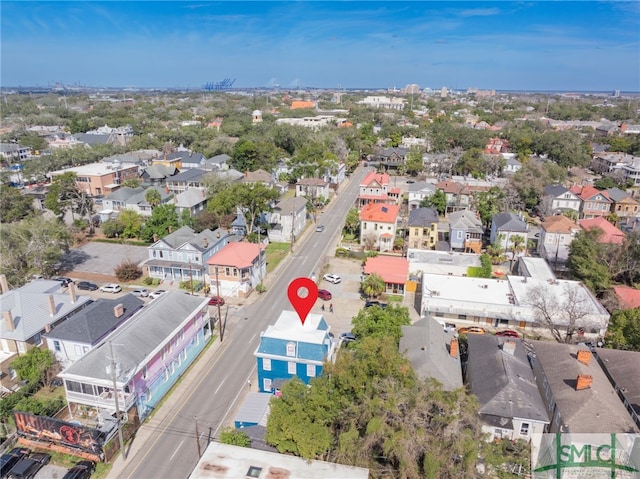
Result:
[219, 427, 252, 447]
[121, 177, 142, 188]
[11, 347, 55, 386]
[454, 147, 487, 178]
[567, 229, 611, 295]
[361, 273, 385, 298]
[230, 138, 261, 172]
[474, 187, 504, 228]
[351, 304, 411, 346]
[118, 210, 144, 239]
[141, 204, 180, 242]
[404, 146, 424, 176]
[0, 186, 34, 223]
[344, 208, 360, 236]
[44, 172, 80, 219]
[144, 188, 162, 208]
[114, 260, 143, 281]
[0, 215, 72, 287]
[605, 308, 640, 351]
[524, 282, 596, 343]
[507, 234, 526, 272]
[102, 218, 125, 238]
[420, 190, 446, 216]
[208, 182, 279, 234]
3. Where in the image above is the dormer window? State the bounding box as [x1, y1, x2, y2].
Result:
[286, 342, 296, 357]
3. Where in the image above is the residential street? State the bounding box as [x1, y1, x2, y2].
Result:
[108, 167, 370, 479]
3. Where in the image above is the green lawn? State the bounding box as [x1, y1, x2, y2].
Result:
[265, 242, 291, 274]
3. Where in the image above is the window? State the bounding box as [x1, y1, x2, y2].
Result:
[164, 368, 169, 382]
[162, 348, 166, 361]
[225, 267, 230, 276]
[458, 314, 467, 320]
[520, 423, 530, 436]
[53, 340, 61, 352]
[263, 358, 271, 371]
[435, 312, 444, 317]
[142, 366, 148, 379]
[306, 364, 316, 377]
[263, 378, 272, 392]
[9, 368, 17, 380]
[288, 362, 296, 374]
[74, 345, 83, 356]
[233, 268, 238, 277]
[33, 333, 42, 346]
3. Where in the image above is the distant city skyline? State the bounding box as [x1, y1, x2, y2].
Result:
[1, 1, 639, 92]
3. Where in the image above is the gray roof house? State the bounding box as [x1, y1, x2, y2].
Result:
[44, 294, 144, 369]
[140, 164, 179, 185]
[58, 292, 211, 420]
[595, 348, 640, 429]
[165, 168, 208, 193]
[123, 185, 173, 217]
[448, 210, 484, 253]
[407, 182, 436, 210]
[0, 279, 92, 392]
[267, 196, 307, 243]
[489, 212, 528, 250]
[399, 317, 462, 391]
[467, 335, 549, 442]
[172, 188, 208, 217]
[540, 185, 581, 216]
[204, 154, 231, 171]
[531, 341, 639, 434]
[102, 186, 144, 212]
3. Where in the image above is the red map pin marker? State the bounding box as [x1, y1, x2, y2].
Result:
[287, 277, 318, 326]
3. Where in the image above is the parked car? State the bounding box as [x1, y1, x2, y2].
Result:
[149, 290, 167, 300]
[76, 281, 98, 291]
[318, 289, 332, 301]
[208, 296, 225, 306]
[7, 452, 50, 479]
[364, 300, 388, 308]
[438, 321, 457, 333]
[131, 288, 149, 297]
[340, 332, 356, 343]
[315, 225, 325, 232]
[62, 460, 95, 479]
[53, 277, 74, 287]
[100, 283, 122, 294]
[495, 329, 519, 338]
[1, 448, 30, 478]
[323, 274, 341, 284]
[458, 326, 486, 335]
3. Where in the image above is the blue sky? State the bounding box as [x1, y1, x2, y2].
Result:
[2, 1, 639, 91]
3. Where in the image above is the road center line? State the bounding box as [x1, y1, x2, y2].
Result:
[214, 378, 226, 394]
[169, 440, 184, 461]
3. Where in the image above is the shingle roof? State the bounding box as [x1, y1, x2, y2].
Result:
[612, 285, 640, 309]
[167, 168, 207, 183]
[273, 196, 307, 213]
[360, 171, 389, 187]
[157, 226, 228, 251]
[59, 293, 209, 382]
[0, 281, 93, 341]
[207, 242, 264, 268]
[596, 348, 640, 419]
[105, 186, 144, 202]
[493, 212, 528, 232]
[532, 340, 639, 433]
[579, 217, 625, 244]
[448, 210, 484, 232]
[467, 335, 549, 424]
[408, 207, 439, 227]
[542, 215, 581, 234]
[399, 317, 462, 390]
[173, 188, 207, 208]
[45, 294, 144, 344]
[143, 164, 178, 179]
[543, 184, 570, 197]
[604, 187, 631, 202]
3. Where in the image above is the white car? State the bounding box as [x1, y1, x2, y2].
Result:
[149, 289, 167, 300]
[323, 274, 341, 284]
[131, 288, 149, 297]
[100, 283, 122, 293]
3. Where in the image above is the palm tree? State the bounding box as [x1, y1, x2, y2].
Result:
[508, 234, 526, 272]
[145, 188, 162, 208]
[362, 273, 385, 298]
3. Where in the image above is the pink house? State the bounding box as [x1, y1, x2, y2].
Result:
[207, 242, 266, 298]
[570, 185, 612, 219]
[358, 172, 395, 209]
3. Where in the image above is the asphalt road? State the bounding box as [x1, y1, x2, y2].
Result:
[117, 167, 370, 479]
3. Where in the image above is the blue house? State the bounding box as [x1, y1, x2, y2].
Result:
[254, 311, 336, 393]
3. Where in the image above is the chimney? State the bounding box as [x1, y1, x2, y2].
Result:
[168, 226, 173, 234]
[449, 338, 459, 358]
[577, 349, 591, 366]
[0, 274, 9, 294]
[68, 283, 77, 303]
[114, 303, 124, 318]
[45, 323, 51, 333]
[502, 340, 516, 356]
[576, 374, 593, 391]
[3, 310, 15, 331]
[203, 237, 208, 248]
[48, 295, 56, 316]
[153, 233, 158, 243]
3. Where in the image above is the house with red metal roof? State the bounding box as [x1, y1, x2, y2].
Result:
[363, 256, 409, 296]
[206, 242, 266, 298]
[579, 216, 625, 244]
[569, 185, 612, 219]
[357, 171, 396, 209]
[611, 285, 640, 309]
[359, 203, 399, 252]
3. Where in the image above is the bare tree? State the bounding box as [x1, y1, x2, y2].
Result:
[525, 282, 596, 343]
[363, 231, 378, 251]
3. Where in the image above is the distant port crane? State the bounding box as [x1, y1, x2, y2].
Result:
[203, 78, 236, 91]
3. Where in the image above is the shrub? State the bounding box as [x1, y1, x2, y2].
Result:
[142, 276, 153, 286]
[114, 260, 143, 282]
[335, 247, 349, 256]
[256, 283, 267, 293]
[102, 219, 124, 238]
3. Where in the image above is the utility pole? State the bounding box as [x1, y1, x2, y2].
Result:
[108, 341, 127, 460]
[188, 261, 194, 295]
[290, 207, 295, 253]
[194, 416, 201, 457]
[215, 267, 223, 341]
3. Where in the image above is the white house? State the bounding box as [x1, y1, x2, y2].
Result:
[268, 197, 307, 243]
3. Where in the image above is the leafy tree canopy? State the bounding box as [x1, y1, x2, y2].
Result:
[351, 303, 412, 346]
[0, 186, 35, 223]
[420, 190, 446, 216]
[605, 308, 640, 351]
[141, 204, 180, 242]
[11, 347, 55, 385]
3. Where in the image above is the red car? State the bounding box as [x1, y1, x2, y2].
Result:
[318, 289, 332, 301]
[495, 330, 519, 338]
[208, 296, 225, 306]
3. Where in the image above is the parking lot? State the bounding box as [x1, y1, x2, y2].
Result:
[59, 242, 149, 282]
